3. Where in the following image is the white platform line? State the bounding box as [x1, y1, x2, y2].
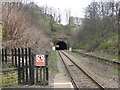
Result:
[54, 82, 74, 88]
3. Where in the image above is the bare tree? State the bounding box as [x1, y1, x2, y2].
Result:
[65, 9, 71, 25]
[2, 2, 50, 53]
[73, 0, 119, 52]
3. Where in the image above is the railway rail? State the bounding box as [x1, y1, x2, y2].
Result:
[72, 50, 120, 69]
[58, 50, 106, 90]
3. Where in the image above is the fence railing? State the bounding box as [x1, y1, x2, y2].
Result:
[1, 48, 49, 85]
[2, 48, 32, 67]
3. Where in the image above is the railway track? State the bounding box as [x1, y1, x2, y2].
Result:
[58, 50, 106, 90]
[72, 51, 120, 69]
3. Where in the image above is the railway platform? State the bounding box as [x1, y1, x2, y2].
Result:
[54, 73, 73, 89]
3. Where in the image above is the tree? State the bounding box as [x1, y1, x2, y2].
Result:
[71, 0, 119, 52]
[65, 9, 71, 25]
[2, 2, 50, 53]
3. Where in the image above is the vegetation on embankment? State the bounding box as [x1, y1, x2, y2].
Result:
[2, 2, 52, 53]
[70, 1, 119, 57]
[74, 49, 118, 61]
[69, 52, 118, 78]
[2, 2, 73, 53]
[48, 50, 58, 73]
[0, 69, 18, 87]
[2, 1, 119, 57]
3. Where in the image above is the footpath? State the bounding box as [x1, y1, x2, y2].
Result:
[54, 52, 74, 89]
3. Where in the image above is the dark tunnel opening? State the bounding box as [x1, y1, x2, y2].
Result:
[56, 41, 67, 50]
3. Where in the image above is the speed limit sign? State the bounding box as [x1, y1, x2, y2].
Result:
[36, 55, 45, 66]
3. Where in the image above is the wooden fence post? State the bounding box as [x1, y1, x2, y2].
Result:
[5, 49, 7, 64]
[36, 66, 38, 83]
[2, 48, 4, 64]
[18, 48, 21, 84]
[22, 48, 25, 84]
[45, 51, 49, 81]
[28, 48, 32, 84]
[25, 48, 28, 83]
[11, 49, 14, 66]
[14, 48, 17, 67]
[31, 54, 34, 84]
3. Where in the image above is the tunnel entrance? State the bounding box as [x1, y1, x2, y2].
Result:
[56, 41, 67, 50]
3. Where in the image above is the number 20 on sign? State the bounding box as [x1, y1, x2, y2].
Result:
[36, 55, 45, 66]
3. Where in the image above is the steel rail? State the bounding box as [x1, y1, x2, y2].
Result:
[58, 51, 80, 90]
[61, 50, 106, 90]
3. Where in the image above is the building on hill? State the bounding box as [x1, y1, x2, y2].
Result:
[69, 17, 83, 25]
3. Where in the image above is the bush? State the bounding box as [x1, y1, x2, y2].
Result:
[98, 41, 112, 49]
[48, 50, 58, 73]
[51, 24, 62, 32]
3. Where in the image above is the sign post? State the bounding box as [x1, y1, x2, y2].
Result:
[36, 55, 45, 66]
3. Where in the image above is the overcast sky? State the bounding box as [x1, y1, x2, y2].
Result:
[34, 0, 93, 17]
[33, 0, 119, 24]
[33, 0, 94, 24]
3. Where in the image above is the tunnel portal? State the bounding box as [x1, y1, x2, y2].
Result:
[56, 41, 67, 50]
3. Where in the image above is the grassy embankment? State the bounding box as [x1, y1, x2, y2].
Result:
[69, 52, 118, 77]
[73, 31, 118, 61]
[73, 49, 118, 61]
[48, 50, 58, 73]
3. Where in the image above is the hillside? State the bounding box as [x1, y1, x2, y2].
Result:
[2, 2, 52, 53]
[2, 1, 119, 57]
[69, 1, 119, 57]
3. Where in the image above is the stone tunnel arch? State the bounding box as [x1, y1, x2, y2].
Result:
[55, 41, 67, 50]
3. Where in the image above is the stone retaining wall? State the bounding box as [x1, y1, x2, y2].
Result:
[0, 68, 18, 87]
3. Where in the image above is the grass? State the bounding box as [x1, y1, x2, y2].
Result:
[73, 49, 118, 61]
[0, 72, 2, 87]
[88, 51, 118, 61]
[69, 51, 119, 78]
[48, 50, 58, 73]
[105, 70, 118, 77]
[69, 52, 81, 59]
[69, 51, 94, 62]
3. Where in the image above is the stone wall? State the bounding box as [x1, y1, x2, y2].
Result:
[0, 68, 18, 87]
